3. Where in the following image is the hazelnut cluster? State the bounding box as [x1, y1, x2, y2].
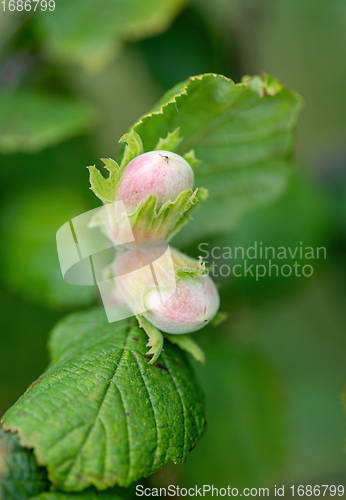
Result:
[89, 140, 220, 363]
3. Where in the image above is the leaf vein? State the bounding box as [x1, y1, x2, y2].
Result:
[111, 373, 131, 484]
[130, 351, 160, 470]
[162, 356, 186, 460]
[63, 327, 131, 485]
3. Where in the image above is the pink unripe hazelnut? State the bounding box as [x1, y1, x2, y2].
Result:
[143, 274, 219, 334]
[114, 246, 220, 334]
[115, 150, 194, 212]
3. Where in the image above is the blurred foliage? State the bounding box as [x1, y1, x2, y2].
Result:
[0, 186, 96, 309]
[0, 0, 187, 154]
[30, 493, 123, 500]
[258, 0, 346, 159]
[0, 0, 345, 495]
[0, 430, 133, 499]
[185, 172, 335, 297]
[343, 391, 346, 450]
[68, 50, 160, 159]
[0, 285, 54, 416]
[0, 90, 94, 154]
[250, 272, 346, 483]
[138, 5, 231, 90]
[175, 269, 346, 489]
[35, 0, 188, 71]
[0, 428, 48, 499]
[182, 331, 285, 489]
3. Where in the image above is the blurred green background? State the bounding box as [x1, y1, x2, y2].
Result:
[0, 0, 345, 494]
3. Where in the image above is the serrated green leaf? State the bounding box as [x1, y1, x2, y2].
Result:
[0, 90, 94, 154]
[242, 73, 284, 97]
[128, 188, 207, 242]
[154, 127, 182, 152]
[119, 130, 144, 171]
[132, 73, 303, 243]
[0, 428, 48, 500]
[167, 188, 208, 241]
[183, 149, 201, 169]
[88, 159, 121, 203]
[87, 186, 207, 242]
[2, 309, 206, 492]
[136, 315, 164, 365]
[175, 257, 207, 279]
[35, 0, 187, 70]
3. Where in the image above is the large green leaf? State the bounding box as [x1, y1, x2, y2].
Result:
[36, 0, 187, 71]
[1, 310, 206, 491]
[0, 90, 94, 154]
[132, 73, 303, 244]
[0, 428, 48, 500]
